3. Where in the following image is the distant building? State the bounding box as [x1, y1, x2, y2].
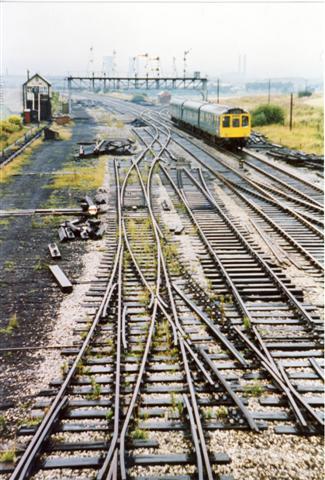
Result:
[158, 91, 171, 105]
[22, 73, 52, 123]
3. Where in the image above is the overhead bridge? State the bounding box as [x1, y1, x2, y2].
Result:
[66, 75, 208, 111]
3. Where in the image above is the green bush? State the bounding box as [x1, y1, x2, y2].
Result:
[8, 115, 22, 126]
[131, 94, 147, 104]
[252, 104, 285, 126]
[298, 90, 312, 98]
[252, 112, 267, 126]
[0, 121, 21, 133]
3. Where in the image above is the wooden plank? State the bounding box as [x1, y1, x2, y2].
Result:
[49, 265, 73, 293]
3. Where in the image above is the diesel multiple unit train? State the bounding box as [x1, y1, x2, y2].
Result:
[170, 98, 251, 147]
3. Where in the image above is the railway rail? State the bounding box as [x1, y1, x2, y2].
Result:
[104, 97, 324, 274]
[1, 95, 324, 480]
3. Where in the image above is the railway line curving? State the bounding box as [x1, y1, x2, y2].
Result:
[1, 96, 323, 480]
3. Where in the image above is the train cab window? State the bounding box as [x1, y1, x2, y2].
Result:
[222, 116, 230, 127]
[242, 115, 249, 127]
[232, 117, 240, 128]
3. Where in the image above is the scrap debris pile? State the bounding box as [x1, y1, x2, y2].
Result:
[48, 189, 109, 293]
[58, 190, 108, 242]
[79, 138, 135, 158]
[129, 118, 148, 128]
[247, 132, 323, 170]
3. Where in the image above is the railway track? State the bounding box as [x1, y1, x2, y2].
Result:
[107, 99, 323, 277]
[1, 96, 324, 480]
[145, 113, 324, 272]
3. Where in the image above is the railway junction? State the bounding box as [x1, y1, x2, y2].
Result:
[0, 94, 324, 480]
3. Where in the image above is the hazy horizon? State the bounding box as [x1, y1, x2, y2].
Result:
[2, 0, 324, 80]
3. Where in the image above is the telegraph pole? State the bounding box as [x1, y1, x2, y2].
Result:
[68, 78, 72, 115]
[289, 93, 293, 130]
[217, 78, 220, 104]
[268, 79, 271, 104]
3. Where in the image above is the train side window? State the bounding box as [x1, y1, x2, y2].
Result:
[223, 116, 230, 127]
[233, 117, 240, 127]
[242, 115, 249, 126]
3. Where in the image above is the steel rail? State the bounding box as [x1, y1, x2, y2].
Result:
[139, 121, 248, 367]
[309, 358, 325, 382]
[233, 327, 324, 430]
[0, 127, 45, 169]
[170, 130, 324, 240]
[242, 148, 324, 195]
[158, 163, 319, 431]
[172, 282, 247, 367]
[183, 394, 204, 479]
[240, 159, 324, 210]
[12, 281, 120, 479]
[195, 167, 324, 272]
[99, 117, 170, 480]
[99, 110, 182, 479]
[104, 101, 261, 439]
[132, 127, 220, 477]
[248, 217, 291, 266]
[119, 298, 159, 480]
[246, 178, 324, 238]
[154, 167, 259, 431]
[96, 161, 123, 480]
[162, 163, 261, 338]
[246, 179, 324, 224]
[149, 106, 324, 197]
[199, 348, 259, 432]
[146, 112, 324, 239]
[97, 99, 324, 436]
[184, 167, 321, 330]
[121, 305, 128, 351]
[10, 167, 123, 480]
[117, 138, 211, 478]
[179, 337, 214, 480]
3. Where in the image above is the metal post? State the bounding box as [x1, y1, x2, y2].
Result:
[68, 78, 72, 115]
[268, 79, 271, 104]
[38, 91, 41, 123]
[217, 78, 220, 104]
[289, 93, 293, 130]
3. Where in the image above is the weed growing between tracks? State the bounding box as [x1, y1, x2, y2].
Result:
[0, 449, 16, 463]
[0, 313, 18, 335]
[30, 215, 68, 229]
[47, 156, 107, 191]
[0, 138, 43, 183]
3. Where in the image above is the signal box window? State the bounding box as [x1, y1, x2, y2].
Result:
[242, 115, 249, 127]
[223, 116, 230, 127]
[233, 118, 240, 127]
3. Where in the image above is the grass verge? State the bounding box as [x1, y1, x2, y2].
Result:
[47, 156, 107, 191]
[213, 94, 323, 155]
[0, 138, 43, 183]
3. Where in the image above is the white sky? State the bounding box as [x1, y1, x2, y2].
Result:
[2, 0, 324, 79]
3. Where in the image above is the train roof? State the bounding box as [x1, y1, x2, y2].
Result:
[170, 98, 187, 106]
[182, 100, 205, 111]
[170, 98, 248, 115]
[199, 103, 248, 115]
